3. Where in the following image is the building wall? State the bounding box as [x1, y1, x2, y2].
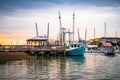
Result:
[98, 37, 120, 43]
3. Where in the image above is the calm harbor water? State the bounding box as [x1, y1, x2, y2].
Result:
[0, 53, 120, 80]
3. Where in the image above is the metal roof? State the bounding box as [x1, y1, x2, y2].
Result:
[102, 42, 112, 47]
[27, 36, 48, 41]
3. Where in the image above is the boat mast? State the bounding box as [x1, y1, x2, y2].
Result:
[68, 29, 71, 44]
[77, 28, 80, 41]
[58, 11, 63, 45]
[104, 22, 106, 38]
[94, 27, 95, 40]
[115, 31, 117, 37]
[73, 13, 75, 43]
[35, 22, 39, 37]
[85, 28, 87, 42]
[104, 22, 106, 42]
[59, 11, 62, 30]
[47, 23, 49, 40]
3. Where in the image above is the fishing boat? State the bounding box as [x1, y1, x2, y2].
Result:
[101, 42, 116, 55]
[85, 44, 99, 53]
[103, 48, 116, 55]
[66, 42, 85, 56]
[58, 12, 85, 56]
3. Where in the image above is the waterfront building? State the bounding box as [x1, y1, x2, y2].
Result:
[97, 37, 120, 43]
[26, 36, 48, 49]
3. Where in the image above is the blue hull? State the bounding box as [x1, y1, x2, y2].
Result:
[66, 47, 85, 56]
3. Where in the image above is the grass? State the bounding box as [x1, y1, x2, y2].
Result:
[0, 52, 31, 64]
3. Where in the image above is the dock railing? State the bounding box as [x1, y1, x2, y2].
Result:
[0, 45, 64, 52]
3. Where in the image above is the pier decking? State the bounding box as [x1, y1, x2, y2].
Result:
[0, 45, 66, 56]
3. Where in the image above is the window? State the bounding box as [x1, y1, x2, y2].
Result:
[67, 46, 69, 49]
[74, 44, 77, 47]
[71, 45, 73, 48]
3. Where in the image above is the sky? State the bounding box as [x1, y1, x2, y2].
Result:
[0, 0, 120, 45]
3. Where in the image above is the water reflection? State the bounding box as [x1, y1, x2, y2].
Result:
[27, 56, 67, 80]
[66, 56, 85, 62]
[0, 53, 120, 80]
[0, 60, 28, 80]
[66, 56, 85, 71]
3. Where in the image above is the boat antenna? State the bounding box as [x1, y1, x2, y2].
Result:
[73, 12, 75, 43]
[35, 22, 39, 37]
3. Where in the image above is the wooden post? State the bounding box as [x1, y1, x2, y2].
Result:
[64, 43, 66, 56]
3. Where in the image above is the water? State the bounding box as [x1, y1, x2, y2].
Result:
[0, 53, 120, 80]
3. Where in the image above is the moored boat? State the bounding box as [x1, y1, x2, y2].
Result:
[66, 42, 85, 56]
[103, 48, 116, 55]
[104, 52, 116, 55]
[101, 42, 116, 55]
[85, 44, 99, 53]
[58, 12, 85, 56]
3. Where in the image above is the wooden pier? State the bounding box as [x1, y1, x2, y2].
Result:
[0, 45, 66, 56]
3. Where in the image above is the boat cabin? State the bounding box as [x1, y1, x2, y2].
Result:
[66, 42, 83, 49]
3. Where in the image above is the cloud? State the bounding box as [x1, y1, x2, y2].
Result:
[0, 0, 120, 16]
[31, 0, 120, 6]
[0, 0, 120, 45]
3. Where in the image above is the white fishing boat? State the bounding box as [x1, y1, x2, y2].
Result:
[103, 48, 116, 55]
[85, 44, 99, 53]
[101, 42, 116, 55]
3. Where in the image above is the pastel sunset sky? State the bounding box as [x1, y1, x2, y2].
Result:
[0, 0, 120, 45]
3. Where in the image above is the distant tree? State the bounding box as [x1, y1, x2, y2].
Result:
[98, 42, 102, 47]
[90, 39, 101, 46]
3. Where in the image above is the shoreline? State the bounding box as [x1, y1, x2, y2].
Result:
[0, 52, 31, 64]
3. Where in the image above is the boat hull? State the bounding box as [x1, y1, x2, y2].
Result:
[66, 47, 85, 56]
[104, 52, 116, 55]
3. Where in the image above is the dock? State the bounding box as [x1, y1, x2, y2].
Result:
[0, 45, 66, 56]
